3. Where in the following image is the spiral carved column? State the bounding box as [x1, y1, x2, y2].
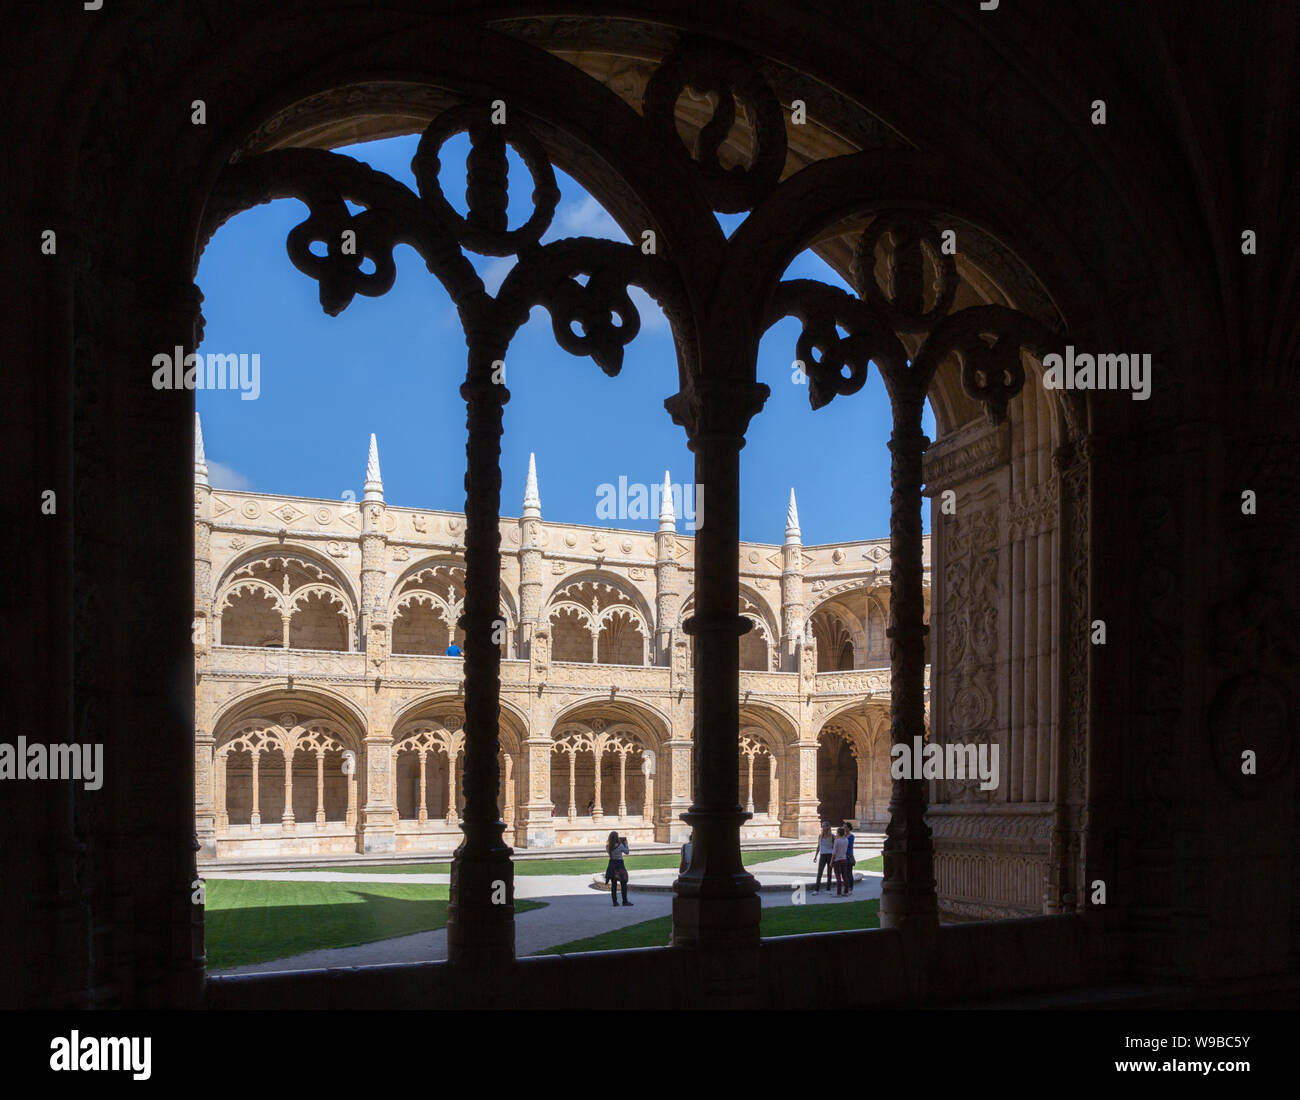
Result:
[446, 338, 514, 968]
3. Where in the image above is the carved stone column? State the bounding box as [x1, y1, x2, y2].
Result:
[418, 749, 429, 825]
[567, 748, 576, 823]
[391, 749, 400, 827]
[214, 747, 229, 833]
[518, 454, 543, 658]
[524, 733, 555, 847]
[361, 734, 396, 852]
[445, 332, 514, 968]
[502, 752, 515, 836]
[655, 628, 694, 840]
[745, 750, 756, 814]
[194, 413, 214, 681]
[1047, 438, 1091, 914]
[667, 378, 767, 950]
[780, 490, 805, 670]
[194, 731, 216, 858]
[315, 752, 326, 828]
[618, 751, 628, 818]
[359, 434, 389, 656]
[281, 747, 295, 828]
[655, 472, 681, 664]
[879, 393, 938, 931]
[249, 750, 262, 830]
[794, 739, 821, 836]
[592, 742, 605, 821]
[445, 748, 459, 826]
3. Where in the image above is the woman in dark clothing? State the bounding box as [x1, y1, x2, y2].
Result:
[605, 830, 632, 907]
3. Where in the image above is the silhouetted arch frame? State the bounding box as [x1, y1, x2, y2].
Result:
[181, 25, 1095, 957]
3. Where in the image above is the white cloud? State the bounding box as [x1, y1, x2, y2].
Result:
[207, 461, 253, 491]
[551, 194, 627, 242]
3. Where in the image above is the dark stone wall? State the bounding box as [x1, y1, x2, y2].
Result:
[3, 0, 1296, 1008]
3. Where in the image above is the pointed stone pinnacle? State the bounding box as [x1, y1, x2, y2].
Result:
[194, 412, 209, 485]
[523, 452, 541, 518]
[363, 433, 384, 503]
[658, 470, 676, 531]
[785, 488, 801, 542]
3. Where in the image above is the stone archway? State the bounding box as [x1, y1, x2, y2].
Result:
[816, 724, 857, 827]
[210, 710, 363, 858]
[544, 700, 667, 847]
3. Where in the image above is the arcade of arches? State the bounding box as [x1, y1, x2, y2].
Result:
[197, 442, 911, 865]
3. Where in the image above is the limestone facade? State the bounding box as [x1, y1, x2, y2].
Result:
[195, 433, 929, 861]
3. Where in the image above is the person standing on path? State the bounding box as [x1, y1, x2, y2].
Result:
[679, 829, 694, 874]
[605, 830, 632, 907]
[843, 821, 856, 894]
[832, 826, 850, 896]
[813, 823, 834, 894]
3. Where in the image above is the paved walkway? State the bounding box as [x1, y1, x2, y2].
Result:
[208, 853, 883, 975]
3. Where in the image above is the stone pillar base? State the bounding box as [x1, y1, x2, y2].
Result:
[793, 801, 821, 838]
[525, 821, 555, 847]
[672, 809, 760, 949]
[672, 891, 762, 950]
[878, 812, 939, 931]
[361, 808, 396, 852]
[446, 828, 515, 967]
[195, 816, 217, 860]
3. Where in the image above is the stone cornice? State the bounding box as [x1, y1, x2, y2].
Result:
[922, 416, 1010, 494]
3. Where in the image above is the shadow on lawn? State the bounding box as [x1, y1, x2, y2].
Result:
[206, 888, 452, 970]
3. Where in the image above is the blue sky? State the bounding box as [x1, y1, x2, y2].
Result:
[195, 133, 932, 545]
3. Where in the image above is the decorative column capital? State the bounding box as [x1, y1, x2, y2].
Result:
[664, 379, 770, 447]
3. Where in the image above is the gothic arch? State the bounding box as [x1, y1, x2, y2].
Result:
[215, 545, 360, 615]
[210, 699, 365, 837]
[548, 696, 672, 750]
[388, 556, 465, 607]
[545, 572, 653, 665]
[210, 684, 369, 745]
[548, 707, 660, 826]
[679, 587, 778, 671]
[214, 546, 359, 649]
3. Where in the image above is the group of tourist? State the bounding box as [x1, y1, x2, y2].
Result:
[813, 822, 857, 896]
[603, 823, 858, 909]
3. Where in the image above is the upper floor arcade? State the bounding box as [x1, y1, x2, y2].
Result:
[195, 423, 931, 678]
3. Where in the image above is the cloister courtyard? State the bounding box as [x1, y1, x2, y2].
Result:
[201, 844, 885, 972]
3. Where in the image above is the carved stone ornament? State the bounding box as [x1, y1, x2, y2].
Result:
[1209, 674, 1292, 796]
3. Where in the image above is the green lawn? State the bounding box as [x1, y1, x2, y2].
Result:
[859, 854, 883, 872]
[204, 879, 545, 970]
[295, 847, 810, 877]
[536, 897, 881, 955]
